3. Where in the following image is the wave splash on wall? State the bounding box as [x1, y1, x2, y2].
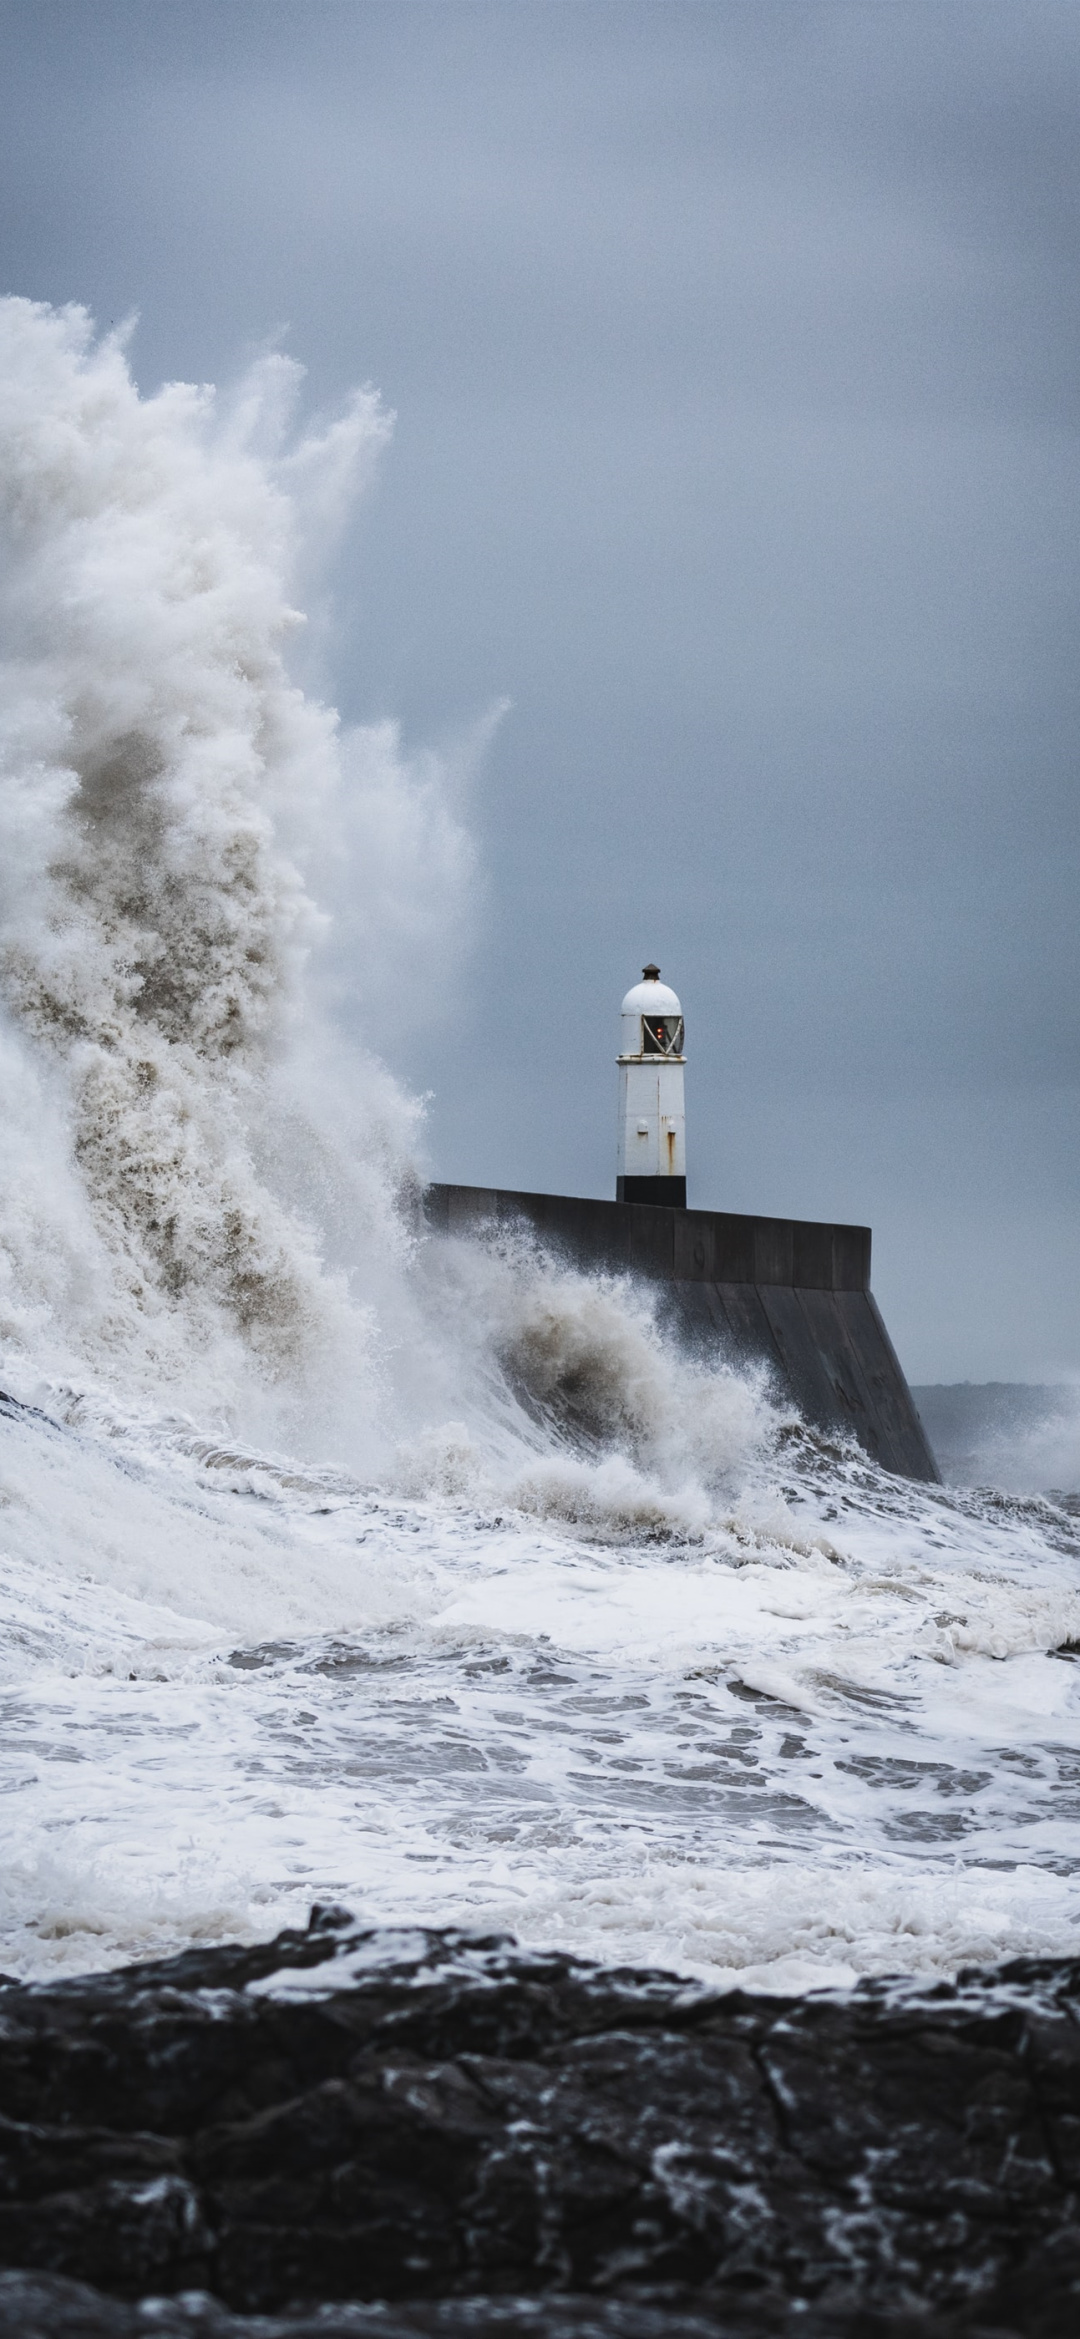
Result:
[0, 302, 453, 1447]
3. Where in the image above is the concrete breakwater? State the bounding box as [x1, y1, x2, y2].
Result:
[425, 1184, 939, 1483]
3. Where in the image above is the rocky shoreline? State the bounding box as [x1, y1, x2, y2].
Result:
[0, 1909, 1077, 2336]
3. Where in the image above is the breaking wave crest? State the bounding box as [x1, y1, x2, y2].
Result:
[396, 1225, 775, 1531]
[0, 301, 459, 1445]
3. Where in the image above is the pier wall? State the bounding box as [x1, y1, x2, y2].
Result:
[425, 1183, 939, 1483]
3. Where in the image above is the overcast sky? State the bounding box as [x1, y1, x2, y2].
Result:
[1, 0, 1077, 1381]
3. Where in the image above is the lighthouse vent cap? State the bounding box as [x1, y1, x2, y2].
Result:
[621, 967, 682, 1015]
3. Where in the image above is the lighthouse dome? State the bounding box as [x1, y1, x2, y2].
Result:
[621, 971, 682, 1017]
[619, 964, 685, 1062]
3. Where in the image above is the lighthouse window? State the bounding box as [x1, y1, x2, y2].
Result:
[641, 1015, 684, 1056]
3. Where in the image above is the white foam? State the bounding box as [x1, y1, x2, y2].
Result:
[0, 299, 472, 1465]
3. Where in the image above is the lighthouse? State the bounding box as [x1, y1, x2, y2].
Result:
[425, 952, 939, 1478]
[616, 963, 687, 1207]
[424, 959, 939, 1479]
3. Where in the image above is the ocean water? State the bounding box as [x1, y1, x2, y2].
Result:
[1, 299, 1078, 1998]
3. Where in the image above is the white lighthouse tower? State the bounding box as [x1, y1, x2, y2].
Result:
[616, 963, 686, 1207]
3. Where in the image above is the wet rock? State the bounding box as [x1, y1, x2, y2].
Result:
[0, 1908, 1077, 2335]
[0, 2269, 1029, 2339]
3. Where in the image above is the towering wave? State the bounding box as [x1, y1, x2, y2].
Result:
[0, 301, 471, 1424]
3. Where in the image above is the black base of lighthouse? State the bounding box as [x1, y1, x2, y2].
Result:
[616, 1175, 687, 1208]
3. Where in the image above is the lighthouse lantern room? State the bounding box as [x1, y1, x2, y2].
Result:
[616, 963, 687, 1207]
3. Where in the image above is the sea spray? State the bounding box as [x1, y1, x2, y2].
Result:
[0, 301, 467, 1445]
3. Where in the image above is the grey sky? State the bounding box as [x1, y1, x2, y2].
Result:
[1, 0, 1077, 1380]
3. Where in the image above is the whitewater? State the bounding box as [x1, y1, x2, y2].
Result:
[1, 300, 1078, 2002]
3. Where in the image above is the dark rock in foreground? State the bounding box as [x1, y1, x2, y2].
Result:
[0, 1911, 1078, 2336]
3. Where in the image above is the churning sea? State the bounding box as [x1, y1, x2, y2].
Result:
[1, 296, 1079, 1997]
